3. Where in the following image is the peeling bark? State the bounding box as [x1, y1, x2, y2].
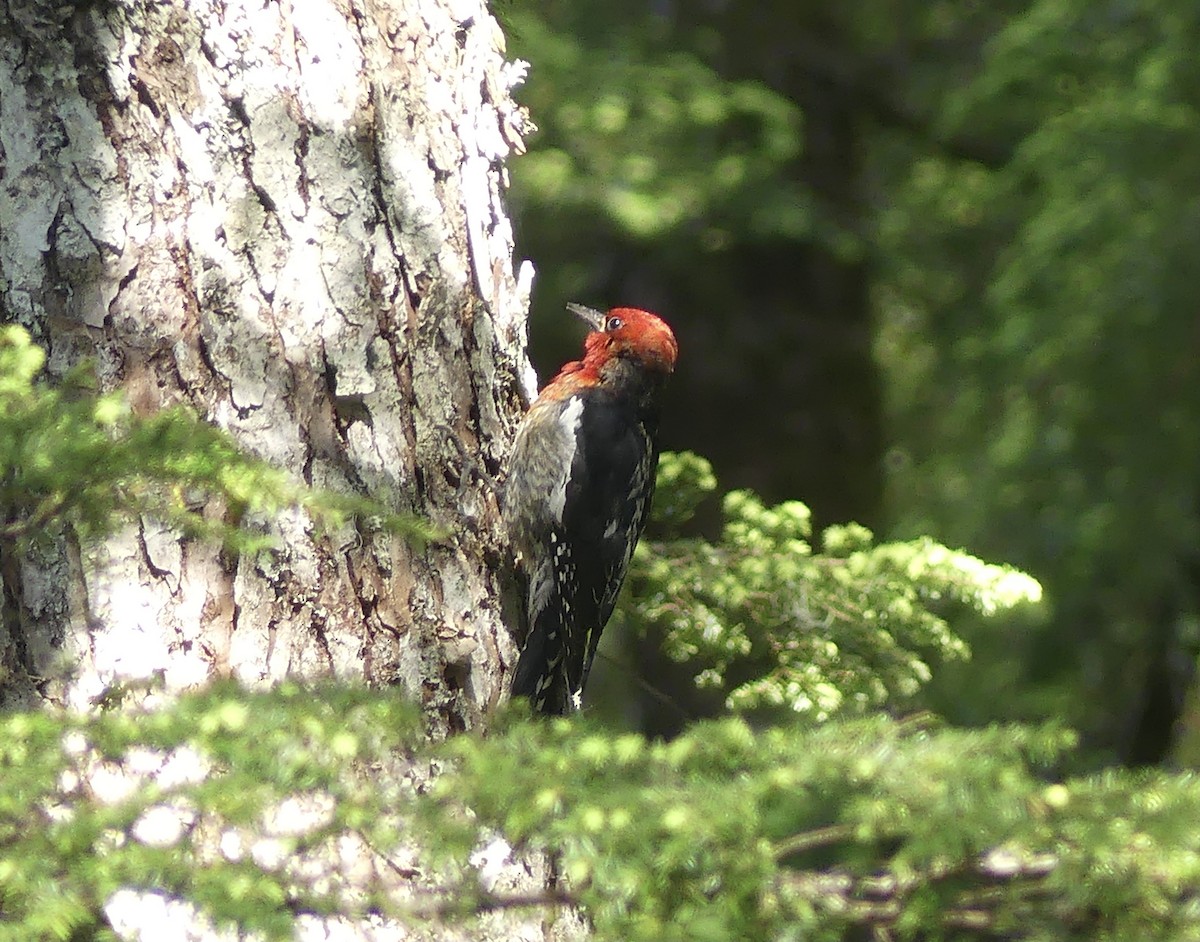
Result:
[0, 0, 538, 737]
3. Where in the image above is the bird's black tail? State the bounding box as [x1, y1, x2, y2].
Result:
[510, 559, 586, 715]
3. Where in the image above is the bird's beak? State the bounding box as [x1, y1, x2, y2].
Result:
[566, 303, 606, 332]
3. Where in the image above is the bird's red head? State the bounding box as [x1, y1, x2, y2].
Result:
[569, 304, 678, 375]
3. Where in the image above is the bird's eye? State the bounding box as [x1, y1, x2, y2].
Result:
[605, 316, 624, 331]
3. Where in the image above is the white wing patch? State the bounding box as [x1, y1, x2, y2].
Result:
[547, 396, 583, 523]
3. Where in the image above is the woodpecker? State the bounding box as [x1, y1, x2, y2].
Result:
[504, 304, 678, 715]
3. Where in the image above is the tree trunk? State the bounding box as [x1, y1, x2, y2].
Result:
[0, 0, 534, 733]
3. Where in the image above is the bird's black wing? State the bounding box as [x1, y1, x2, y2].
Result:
[558, 388, 658, 695]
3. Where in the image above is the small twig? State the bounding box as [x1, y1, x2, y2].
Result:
[403, 885, 579, 920]
[773, 824, 855, 859]
[0, 493, 68, 539]
[594, 648, 695, 721]
[780, 845, 1065, 935]
[474, 887, 578, 913]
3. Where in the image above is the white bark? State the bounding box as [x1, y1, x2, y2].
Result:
[1, 0, 537, 736]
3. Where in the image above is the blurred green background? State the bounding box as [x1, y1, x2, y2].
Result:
[502, 0, 1200, 766]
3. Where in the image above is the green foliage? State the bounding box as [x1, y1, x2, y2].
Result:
[875, 0, 1200, 745]
[439, 713, 1098, 942]
[0, 325, 436, 552]
[0, 681, 422, 941]
[9, 679, 1200, 941]
[623, 453, 1040, 719]
[508, 10, 808, 245]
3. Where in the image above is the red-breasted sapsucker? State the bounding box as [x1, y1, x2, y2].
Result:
[504, 304, 678, 715]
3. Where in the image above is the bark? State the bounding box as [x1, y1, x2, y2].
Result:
[0, 0, 536, 738]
